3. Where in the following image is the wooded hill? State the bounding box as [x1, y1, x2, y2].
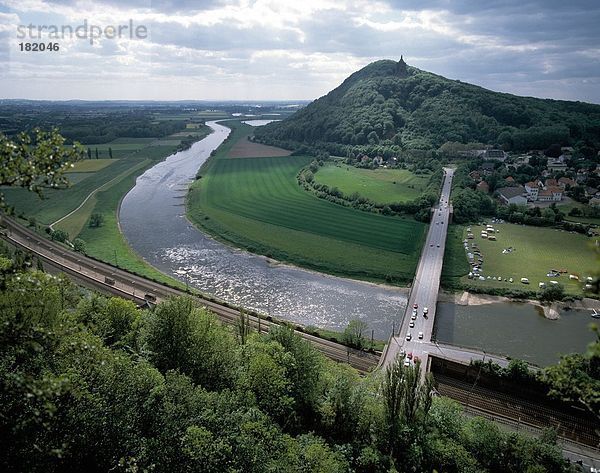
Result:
[255, 58, 600, 152]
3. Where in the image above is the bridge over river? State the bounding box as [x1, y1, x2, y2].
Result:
[379, 168, 508, 372]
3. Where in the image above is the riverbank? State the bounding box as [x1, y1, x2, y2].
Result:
[438, 289, 600, 320]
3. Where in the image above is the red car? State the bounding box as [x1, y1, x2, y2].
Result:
[413, 303, 418, 309]
[407, 352, 413, 360]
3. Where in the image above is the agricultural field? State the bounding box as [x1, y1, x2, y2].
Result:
[456, 222, 598, 294]
[313, 162, 431, 205]
[188, 152, 427, 283]
[67, 159, 115, 173]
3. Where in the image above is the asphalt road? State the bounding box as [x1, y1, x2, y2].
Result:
[381, 167, 457, 369]
[0, 216, 380, 373]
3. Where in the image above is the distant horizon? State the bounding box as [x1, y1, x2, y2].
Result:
[2, 1, 599, 103]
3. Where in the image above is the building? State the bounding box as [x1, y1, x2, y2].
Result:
[547, 157, 567, 172]
[469, 170, 482, 181]
[480, 162, 496, 175]
[544, 178, 558, 188]
[524, 181, 539, 201]
[497, 186, 527, 205]
[505, 176, 515, 184]
[476, 181, 489, 193]
[537, 187, 563, 202]
[483, 149, 507, 161]
[558, 177, 575, 188]
[590, 197, 600, 207]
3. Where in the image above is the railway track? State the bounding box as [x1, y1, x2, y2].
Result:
[435, 373, 599, 448]
[0, 216, 380, 373]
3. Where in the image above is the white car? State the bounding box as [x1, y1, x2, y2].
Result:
[403, 358, 411, 367]
[409, 321, 415, 328]
[406, 333, 412, 341]
[418, 332, 424, 339]
[411, 313, 417, 320]
[423, 307, 429, 315]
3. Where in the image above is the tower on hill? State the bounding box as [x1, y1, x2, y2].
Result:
[396, 55, 408, 76]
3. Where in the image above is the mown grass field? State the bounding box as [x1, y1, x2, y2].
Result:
[456, 223, 598, 294]
[188, 146, 427, 283]
[314, 162, 431, 205]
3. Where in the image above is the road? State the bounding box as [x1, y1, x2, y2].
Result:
[0, 215, 380, 373]
[381, 167, 458, 369]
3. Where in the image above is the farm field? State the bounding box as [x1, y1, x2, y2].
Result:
[228, 139, 291, 158]
[313, 162, 431, 205]
[188, 153, 428, 283]
[67, 159, 115, 173]
[457, 223, 598, 294]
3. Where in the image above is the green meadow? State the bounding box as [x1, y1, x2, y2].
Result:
[314, 162, 431, 205]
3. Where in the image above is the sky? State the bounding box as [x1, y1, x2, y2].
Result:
[0, 0, 599, 103]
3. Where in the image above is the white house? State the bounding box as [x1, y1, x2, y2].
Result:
[524, 181, 539, 201]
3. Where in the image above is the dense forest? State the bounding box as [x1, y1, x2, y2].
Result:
[255, 59, 600, 153]
[1, 243, 593, 472]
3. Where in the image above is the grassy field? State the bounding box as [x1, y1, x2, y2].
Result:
[441, 225, 471, 282]
[188, 128, 427, 283]
[454, 223, 598, 294]
[314, 162, 431, 205]
[67, 159, 116, 173]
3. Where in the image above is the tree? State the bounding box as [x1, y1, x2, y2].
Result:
[72, 238, 86, 254]
[50, 228, 69, 243]
[95, 147, 99, 159]
[0, 129, 83, 205]
[108, 147, 113, 159]
[539, 283, 565, 302]
[382, 356, 434, 459]
[87, 147, 92, 159]
[542, 326, 600, 421]
[343, 319, 369, 349]
[140, 296, 237, 390]
[89, 213, 104, 228]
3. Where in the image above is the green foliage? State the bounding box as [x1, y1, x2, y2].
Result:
[72, 237, 86, 254]
[255, 59, 600, 153]
[539, 283, 566, 302]
[49, 228, 69, 243]
[0, 271, 577, 472]
[342, 318, 369, 349]
[88, 212, 104, 228]
[0, 128, 84, 205]
[140, 296, 237, 390]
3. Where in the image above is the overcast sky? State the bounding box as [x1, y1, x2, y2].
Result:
[1, 0, 599, 103]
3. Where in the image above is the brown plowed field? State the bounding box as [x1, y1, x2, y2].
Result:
[227, 138, 292, 158]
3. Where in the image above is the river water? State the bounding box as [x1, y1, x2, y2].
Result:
[119, 121, 406, 338]
[434, 302, 598, 366]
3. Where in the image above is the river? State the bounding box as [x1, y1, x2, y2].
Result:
[434, 302, 598, 366]
[119, 121, 406, 339]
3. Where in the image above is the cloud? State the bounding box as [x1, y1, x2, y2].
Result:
[0, 0, 598, 102]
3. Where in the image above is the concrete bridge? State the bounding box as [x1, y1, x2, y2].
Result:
[379, 167, 507, 371]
